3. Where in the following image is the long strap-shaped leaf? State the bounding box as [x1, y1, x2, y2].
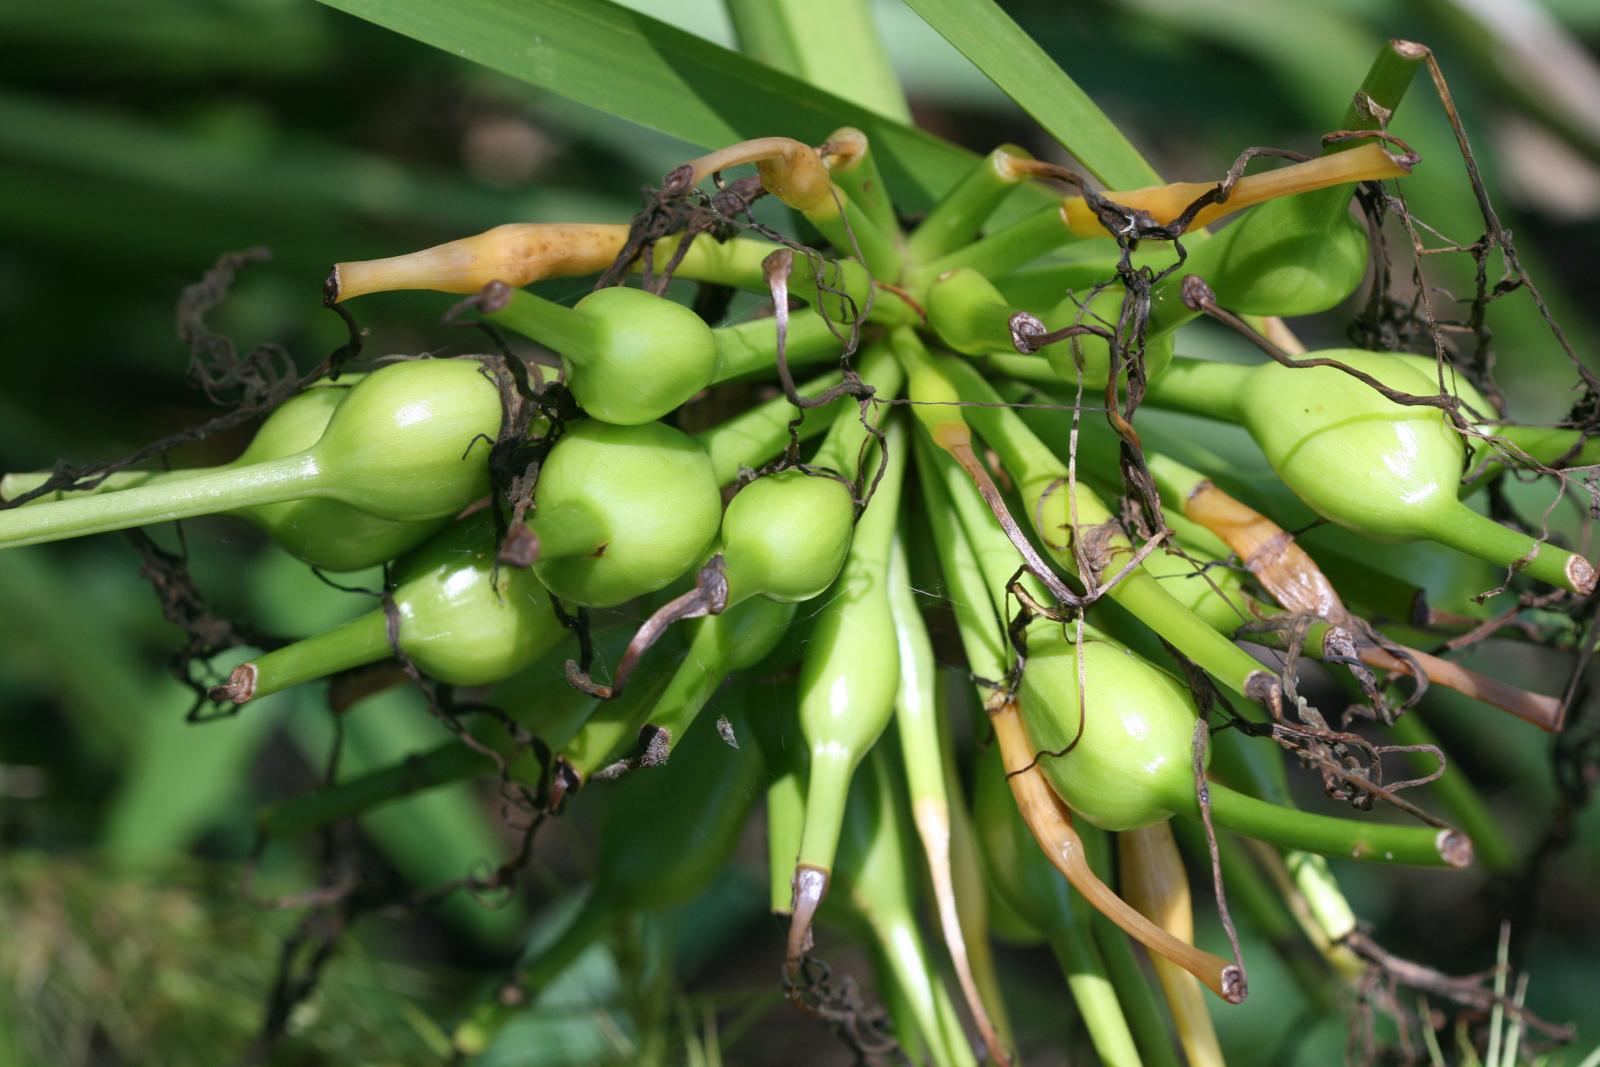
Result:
[318, 0, 1006, 210]
[902, 0, 1162, 189]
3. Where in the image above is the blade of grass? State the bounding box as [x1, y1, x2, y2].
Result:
[901, 0, 1161, 188]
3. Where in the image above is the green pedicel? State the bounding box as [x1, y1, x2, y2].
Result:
[823, 746, 978, 1067]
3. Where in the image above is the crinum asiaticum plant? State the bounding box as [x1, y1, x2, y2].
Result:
[3, 1, 1597, 1063]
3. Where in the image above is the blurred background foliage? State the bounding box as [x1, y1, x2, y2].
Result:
[0, 1, 1597, 1064]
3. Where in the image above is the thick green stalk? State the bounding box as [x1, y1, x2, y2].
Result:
[0, 454, 316, 548]
[1048, 929, 1144, 1067]
[249, 609, 392, 700]
[906, 145, 1033, 263]
[1183, 781, 1467, 868]
[483, 287, 599, 356]
[825, 128, 900, 237]
[1387, 707, 1517, 873]
[259, 741, 490, 840]
[712, 307, 853, 382]
[692, 370, 844, 485]
[916, 205, 1066, 287]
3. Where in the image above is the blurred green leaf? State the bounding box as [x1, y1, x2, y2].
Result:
[287, 687, 527, 948]
[313, 0, 1031, 210]
[902, 0, 1163, 187]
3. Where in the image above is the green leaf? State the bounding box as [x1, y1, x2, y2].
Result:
[902, 0, 1162, 189]
[314, 0, 1030, 210]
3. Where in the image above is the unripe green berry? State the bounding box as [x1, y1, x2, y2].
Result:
[1017, 627, 1205, 832]
[530, 419, 721, 607]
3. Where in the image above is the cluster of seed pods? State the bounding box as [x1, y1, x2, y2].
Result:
[4, 38, 1592, 1065]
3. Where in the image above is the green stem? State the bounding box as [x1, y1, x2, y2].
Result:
[1178, 781, 1469, 868]
[907, 145, 1032, 263]
[692, 369, 841, 483]
[826, 130, 900, 238]
[527, 502, 607, 561]
[259, 741, 490, 839]
[483, 288, 600, 359]
[1142, 356, 1252, 421]
[796, 752, 852, 876]
[0, 454, 316, 548]
[870, 940, 931, 1064]
[523, 890, 614, 991]
[873, 913, 975, 1067]
[2, 466, 200, 502]
[1082, 829, 1183, 1067]
[1429, 501, 1587, 592]
[711, 307, 849, 383]
[1386, 710, 1517, 873]
[767, 764, 806, 914]
[248, 609, 392, 701]
[1048, 927, 1144, 1067]
[916, 204, 1067, 287]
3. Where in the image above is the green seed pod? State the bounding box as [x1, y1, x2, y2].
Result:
[221, 511, 565, 703]
[489, 285, 718, 425]
[0, 358, 501, 551]
[1, 378, 447, 572]
[1178, 194, 1370, 318]
[1018, 624, 1205, 832]
[1148, 352, 1596, 594]
[530, 419, 721, 607]
[720, 468, 856, 605]
[1016, 620, 1470, 867]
